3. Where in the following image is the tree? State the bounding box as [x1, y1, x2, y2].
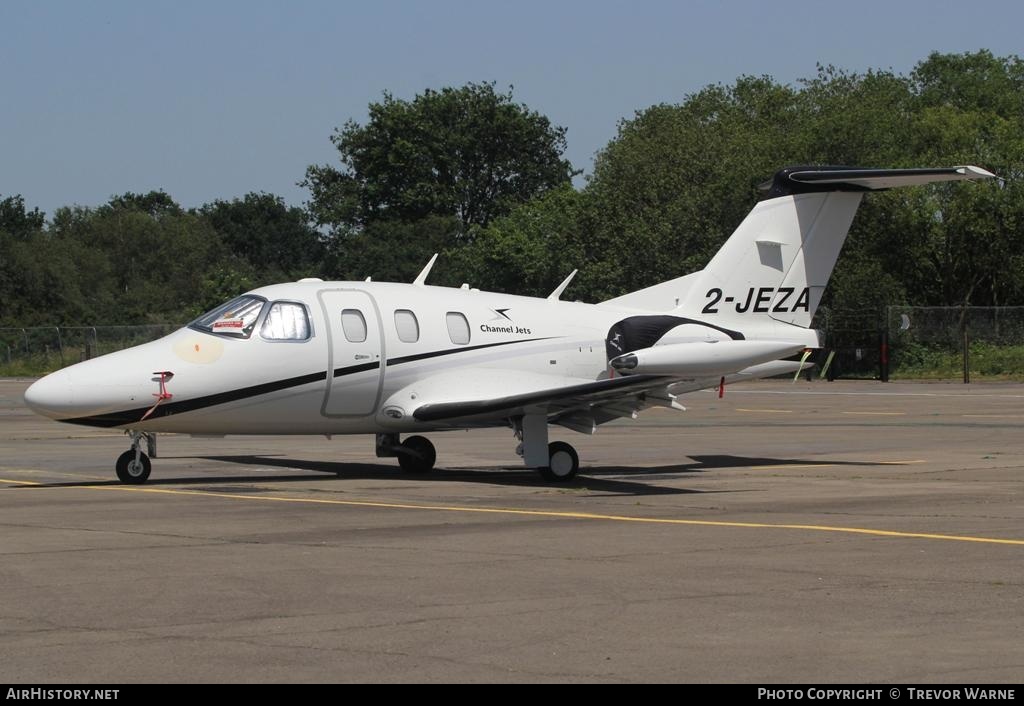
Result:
[198, 192, 324, 280]
[49, 192, 228, 323]
[558, 54, 1023, 315]
[447, 184, 586, 297]
[0, 195, 45, 238]
[0, 198, 107, 326]
[580, 76, 806, 299]
[304, 82, 576, 234]
[323, 215, 461, 284]
[103, 191, 181, 219]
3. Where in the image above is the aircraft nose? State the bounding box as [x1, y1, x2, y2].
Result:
[24, 369, 75, 419]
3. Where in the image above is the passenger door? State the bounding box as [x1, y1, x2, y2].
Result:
[318, 289, 384, 416]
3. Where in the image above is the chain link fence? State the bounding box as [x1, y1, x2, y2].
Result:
[813, 308, 884, 380]
[887, 306, 1024, 381]
[0, 325, 181, 376]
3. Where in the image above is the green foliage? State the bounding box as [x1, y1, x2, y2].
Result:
[3, 52, 1024, 337]
[1, 189, 324, 326]
[582, 76, 805, 298]
[189, 262, 258, 319]
[568, 51, 1024, 315]
[892, 342, 1024, 380]
[49, 193, 227, 323]
[326, 215, 462, 284]
[197, 193, 324, 280]
[304, 82, 576, 236]
[446, 184, 586, 297]
[0, 195, 45, 237]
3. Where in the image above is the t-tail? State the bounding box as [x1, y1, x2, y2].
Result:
[605, 166, 995, 335]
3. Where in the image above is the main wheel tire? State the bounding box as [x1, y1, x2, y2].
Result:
[116, 450, 152, 484]
[398, 435, 436, 474]
[538, 441, 579, 482]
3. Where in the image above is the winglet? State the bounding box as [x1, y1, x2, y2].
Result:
[957, 165, 997, 180]
[412, 253, 439, 286]
[547, 269, 578, 301]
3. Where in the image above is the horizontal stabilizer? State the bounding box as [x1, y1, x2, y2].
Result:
[761, 165, 995, 198]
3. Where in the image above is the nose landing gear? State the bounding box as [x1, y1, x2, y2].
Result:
[115, 431, 155, 484]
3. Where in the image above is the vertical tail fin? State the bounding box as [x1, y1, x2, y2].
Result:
[685, 186, 862, 329]
[606, 166, 995, 328]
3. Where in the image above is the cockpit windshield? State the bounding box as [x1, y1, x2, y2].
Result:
[189, 295, 267, 339]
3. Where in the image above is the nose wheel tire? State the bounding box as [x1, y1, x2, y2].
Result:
[116, 450, 152, 484]
[398, 435, 436, 474]
[538, 441, 579, 482]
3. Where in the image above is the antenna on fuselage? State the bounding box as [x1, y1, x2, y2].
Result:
[547, 269, 578, 301]
[412, 253, 439, 286]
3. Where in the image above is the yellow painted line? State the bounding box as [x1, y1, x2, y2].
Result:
[707, 459, 927, 471]
[20, 483, 1024, 547]
[735, 408, 794, 414]
[841, 411, 906, 416]
[962, 414, 1024, 419]
[0, 468, 110, 482]
[0, 478, 42, 486]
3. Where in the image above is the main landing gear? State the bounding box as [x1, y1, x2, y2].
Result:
[538, 441, 580, 482]
[376, 433, 437, 474]
[376, 426, 580, 482]
[115, 431, 156, 484]
[514, 415, 580, 482]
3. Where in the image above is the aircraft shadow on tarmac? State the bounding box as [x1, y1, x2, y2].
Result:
[15, 454, 895, 497]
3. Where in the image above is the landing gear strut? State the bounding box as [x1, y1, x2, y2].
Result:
[514, 415, 580, 482]
[116, 430, 155, 484]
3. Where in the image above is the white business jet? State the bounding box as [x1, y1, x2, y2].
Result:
[24, 166, 994, 484]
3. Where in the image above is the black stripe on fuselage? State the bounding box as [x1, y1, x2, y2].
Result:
[62, 369, 331, 428]
[388, 337, 555, 366]
[61, 337, 558, 428]
[333, 361, 380, 377]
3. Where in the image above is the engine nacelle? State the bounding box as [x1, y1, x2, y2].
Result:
[609, 340, 807, 377]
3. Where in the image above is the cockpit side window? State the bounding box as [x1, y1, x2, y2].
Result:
[189, 295, 266, 339]
[260, 301, 311, 341]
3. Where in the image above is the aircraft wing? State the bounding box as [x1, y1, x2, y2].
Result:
[411, 372, 666, 423]
[405, 360, 807, 431]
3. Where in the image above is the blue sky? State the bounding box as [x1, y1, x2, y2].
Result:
[2, 0, 1021, 216]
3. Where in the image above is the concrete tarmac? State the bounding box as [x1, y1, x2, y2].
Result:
[1, 377, 1022, 683]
